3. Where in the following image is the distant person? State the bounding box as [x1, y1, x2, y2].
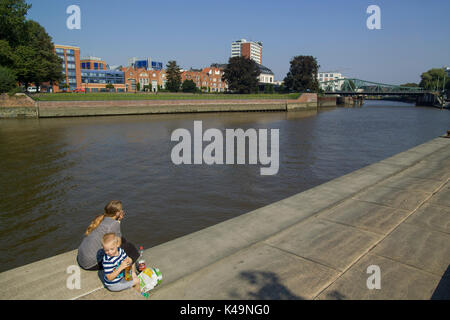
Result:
[101, 233, 140, 292]
[77, 200, 139, 271]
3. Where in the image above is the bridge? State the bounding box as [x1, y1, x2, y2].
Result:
[320, 78, 429, 96]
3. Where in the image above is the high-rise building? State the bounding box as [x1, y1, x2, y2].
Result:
[231, 39, 263, 65]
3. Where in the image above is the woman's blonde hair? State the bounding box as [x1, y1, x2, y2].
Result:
[85, 200, 123, 236]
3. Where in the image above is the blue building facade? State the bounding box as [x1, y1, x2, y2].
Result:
[81, 69, 125, 84]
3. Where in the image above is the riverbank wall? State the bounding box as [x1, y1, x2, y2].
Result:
[0, 93, 38, 118]
[1, 93, 349, 118]
[0, 136, 448, 300]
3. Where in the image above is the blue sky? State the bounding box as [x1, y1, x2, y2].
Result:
[26, 0, 450, 84]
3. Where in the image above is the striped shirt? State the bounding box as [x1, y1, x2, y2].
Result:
[102, 248, 128, 285]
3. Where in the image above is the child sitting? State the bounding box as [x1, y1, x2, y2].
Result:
[102, 233, 139, 292]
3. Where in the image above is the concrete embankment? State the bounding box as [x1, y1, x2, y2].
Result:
[0, 136, 448, 300]
[0, 93, 38, 118]
[37, 93, 321, 117]
[1, 93, 343, 118]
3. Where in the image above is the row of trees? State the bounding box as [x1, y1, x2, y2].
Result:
[0, 0, 63, 93]
[400, 68, 450, 92]
[163, 55, 320, 94]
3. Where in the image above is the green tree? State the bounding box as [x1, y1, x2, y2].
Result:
[0, 0, 31, 49]
[181, 79, 197, 93]
[0, 65, 17, 93]
[283, 56, 320, 92]
[400, 82, 419, 87]
[419, 68, 449, 91]
[13, 21, 63, 90]
[0, 39, 16, 67]
[264, 84, 274, 94]
[166, 60, 182, 92]
[222, 56, 260, 94]
[106, 83, 115, 92]
[0, 1, 63, 90]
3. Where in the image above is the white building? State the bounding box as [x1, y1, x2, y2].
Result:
[318, 71, 345, 91]
[257, 64, 274, 84]
[231, 39, 263, 65]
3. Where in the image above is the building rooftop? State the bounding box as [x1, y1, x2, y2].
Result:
[81, 56, 103, 61]
[257, 64, 274, 75]
[54, 44, 79, 49]
[210, 63, 273, 75]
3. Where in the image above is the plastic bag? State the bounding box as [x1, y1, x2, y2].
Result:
[138, 267, 162, 298]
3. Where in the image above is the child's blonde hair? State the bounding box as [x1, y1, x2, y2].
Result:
[85, 200, 123, 236]
[102, 233, 120, 247]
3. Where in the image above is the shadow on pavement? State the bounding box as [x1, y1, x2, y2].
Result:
[431, 265, 450, 300]
[229, 271, 304, 300]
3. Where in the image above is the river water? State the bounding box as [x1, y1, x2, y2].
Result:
[0, 100, 449, 272]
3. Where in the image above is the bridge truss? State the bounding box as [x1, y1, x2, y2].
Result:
[320, 78, 427, 95]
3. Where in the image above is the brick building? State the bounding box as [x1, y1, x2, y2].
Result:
[52, 44, 82, 92]
[81, 56, 107, 70]
[181, 65, 228, 92]
[121, 66, 167, 92]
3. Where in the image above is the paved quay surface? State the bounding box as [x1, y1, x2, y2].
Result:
[0, 136, 448, 300]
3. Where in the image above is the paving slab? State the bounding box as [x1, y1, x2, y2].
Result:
[133, 201, 327, 288]
[149, 243, 339, 300]
[405, 203, 450, 234]
[355, 161, 405, 177]
[406, 138, 450, 155]
[320, 171, 387, 194]
[316, 254, 447, 300]
[380, 150, 428, 167]
[428, 182, 450, 207]
[77, 284, 143, 300]
[353, 186, 430, 211]
[400, 160, 450, 181]
[0, 250, 100, 300]
[373, 223, 450, 276]
[318, 199, 410, 235]
[264, 219, 381, 271]
[419, 147, 450, 164]
[279, 185, 356, 214]
[373, 173, 445, 193]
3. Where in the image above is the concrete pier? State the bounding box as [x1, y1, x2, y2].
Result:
[0, 136, 448, 300]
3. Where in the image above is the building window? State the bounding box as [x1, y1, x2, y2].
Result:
[55, 48, 64, 54]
